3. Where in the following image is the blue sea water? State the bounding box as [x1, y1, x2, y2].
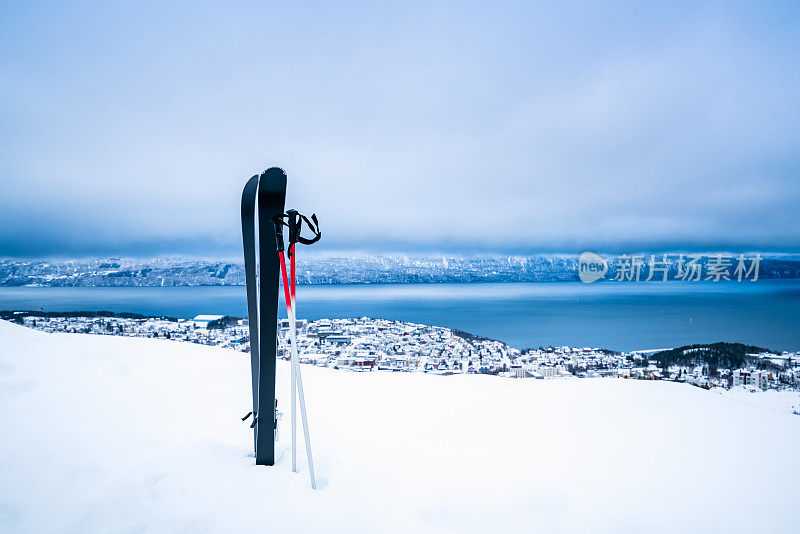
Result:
[1, 281, 798, 351]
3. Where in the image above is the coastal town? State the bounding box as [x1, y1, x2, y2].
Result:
[5, 312, 799, 398]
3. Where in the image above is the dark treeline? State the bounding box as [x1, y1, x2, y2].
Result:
[206, 316, 241, 329]
[0, 310, 179, 322]
[451, 329, 501, 344]
[649, 342, 786, 372]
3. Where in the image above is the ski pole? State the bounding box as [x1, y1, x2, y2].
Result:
[289, 242, 297, 474]
[279, 250, 316, 489]
[286, 240, 317, 490]
[290, 242, 297, 304]
[276, 244, 298, 474]
[287, 300, 315, 489]
[275, 217, 317, 489]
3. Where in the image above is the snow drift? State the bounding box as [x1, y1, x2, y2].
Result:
[1, 319, 799, 533]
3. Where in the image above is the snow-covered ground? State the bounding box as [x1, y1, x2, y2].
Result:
[713, 385, 800, 415]
[1, 319, 799, 533]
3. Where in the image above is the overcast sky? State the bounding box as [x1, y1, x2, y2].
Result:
[1, 1, 799, 258]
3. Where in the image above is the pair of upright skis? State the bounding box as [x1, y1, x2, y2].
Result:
[241, 167, 319, 489]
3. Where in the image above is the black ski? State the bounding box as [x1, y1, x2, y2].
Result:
[256, 168, 286, 465]
[240, 174, 259, 451]
[241, 167, 287, 466]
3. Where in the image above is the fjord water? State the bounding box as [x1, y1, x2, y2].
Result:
[1, 281, 798, 351]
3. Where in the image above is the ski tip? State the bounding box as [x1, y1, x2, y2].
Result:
[262, 167, 287, 178]
[241, 174, 260, 206]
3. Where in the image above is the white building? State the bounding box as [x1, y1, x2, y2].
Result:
[537, 366, 562, 378]
[522, 365, 562, 378]
[733, 369, 773, 390]
[510, 364, 526, 378]
[326, 334, 352, 345]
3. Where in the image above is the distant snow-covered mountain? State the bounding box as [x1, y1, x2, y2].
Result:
[1, 254, 799, 287]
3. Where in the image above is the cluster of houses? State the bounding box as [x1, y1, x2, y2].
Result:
[13, 313, 799, 391]
[278, 317, 519, 375]
[18, 314, 251, 350]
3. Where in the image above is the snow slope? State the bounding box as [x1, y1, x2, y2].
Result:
[1, 319, 799, 534]
[713, 385, 800, 415]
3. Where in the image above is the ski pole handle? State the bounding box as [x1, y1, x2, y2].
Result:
[286, 209, 300, 245]
[272, 217, 286, 252]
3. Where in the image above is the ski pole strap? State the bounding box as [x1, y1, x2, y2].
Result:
[275, 210, 321, 249]
[294, 212, 321, 245]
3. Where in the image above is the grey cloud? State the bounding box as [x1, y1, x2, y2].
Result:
[1, 2, 799, 257]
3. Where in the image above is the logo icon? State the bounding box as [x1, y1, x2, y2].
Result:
[578, 252, 608, 283]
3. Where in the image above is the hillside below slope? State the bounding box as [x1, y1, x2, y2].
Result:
[1, 320, 798, 533]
